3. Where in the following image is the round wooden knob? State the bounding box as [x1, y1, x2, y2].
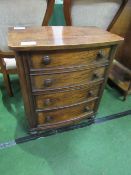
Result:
[44, 79, 53, 87]
[88, 90, 94, 97]
[85, 106, 90, 112]
[96, 50, 104, 60]
[92, 72, 100, 80]
[44, 99, 51, 106]
[45, 116, 53, 123]
[42, 56, 51, 65]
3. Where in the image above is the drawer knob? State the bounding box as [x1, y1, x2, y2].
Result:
[96, 50, 104, 60]
[44, 99, 51, 106]
[45, 116, 53, 123]
[44, 79, 53, 87]
[88, 90, 94, 97]
[85, 106, 90, 112]
[42, 56, 51, 65]
[92, 72, 100, 80]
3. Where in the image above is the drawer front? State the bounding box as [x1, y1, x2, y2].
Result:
[31, 67, 106, 91]
[34, 84, 100, 109]
[29, 48, 110, 70]
[37, 100, 96, 125]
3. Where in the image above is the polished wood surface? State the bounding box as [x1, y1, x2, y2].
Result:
[8, 26, 123, 132]
[8, 26, 123, 51]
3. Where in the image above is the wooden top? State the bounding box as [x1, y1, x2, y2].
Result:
[8, 26, 123, 51]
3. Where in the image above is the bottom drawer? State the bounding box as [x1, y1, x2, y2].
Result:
[37, 100, 96, 126]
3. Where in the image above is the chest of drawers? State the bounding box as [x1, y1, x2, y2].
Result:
[8, 26, 123, 133]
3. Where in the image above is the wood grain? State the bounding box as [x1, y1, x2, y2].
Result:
[8, 26, 123, 51]
[31, 66, 106, 90]
[34, 84, 101, 110]
[29, 47, 110, 70]
[37, 99, 96, 125]
[8, 26, 122, 132]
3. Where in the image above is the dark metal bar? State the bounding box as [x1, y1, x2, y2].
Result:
[15, 109, 131, 144]
[0, 110, 131, 149]
[95, 110, 131, 124]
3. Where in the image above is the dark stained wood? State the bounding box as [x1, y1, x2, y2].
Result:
[109, 0, 131, 99]
[109, 0, 131, 63]
[94, 45, 118, 112]
[110, 61, 131, 91]
[63, 0, 72, 26]
[109, 0, 131, 36]
[3, 72, 13, 96]
[8, 26, 123, 132]
[42, 0, 55, 26]
[117, 22, 131, 70]
[109, 60, 131, 100]
[107, 0, 128, 31]
[15, 52, 37, 128]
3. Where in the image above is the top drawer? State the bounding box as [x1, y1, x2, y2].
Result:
[29, 47, 110, 70]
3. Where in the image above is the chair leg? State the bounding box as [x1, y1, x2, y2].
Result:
[123, 92, 127, 101]
[123, 81, 131, 101]
[3, 73, 13, 96]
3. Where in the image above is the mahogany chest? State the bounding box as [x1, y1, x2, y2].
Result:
[8, 26, 123, 133]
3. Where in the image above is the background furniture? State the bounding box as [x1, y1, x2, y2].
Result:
[8, 26, 122, 133]
[0, 0, 55, 96]
[63, 0, 127, 30]
[63, 0, 131, 99]
[109, 0, 131, 100]
[49, 0, 66, 26]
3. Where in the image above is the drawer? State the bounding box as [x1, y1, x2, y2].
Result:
[29, 47, 110, 70]
[34, 84, 100, 109]
[37, 100, 96, 125]
[31, 66, 106, 91]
